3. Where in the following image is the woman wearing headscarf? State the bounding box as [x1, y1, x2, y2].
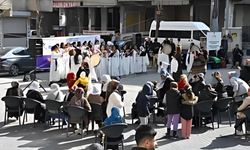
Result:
[72, 72, 90, 92]
[135, 83, 153, 126]
[46, 83, 64, 102]
[100, 74, 111, 100]
[211, 71, 227, 99]
[68, 88, 91, 135]
[5, 81, 24, 119]
[61, 42, 70, 80]
[228, 71, 249, 98]
[64, 72, 76, 102]
[106, 80, 124, 117]
[26, 81, 45, 123]
[104, 106, 123, 126]
[88, 84, 104, 104]
[190, 73, 206, 96]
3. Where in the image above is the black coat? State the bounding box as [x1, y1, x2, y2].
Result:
[157, 77, 174, 100]
[26, 90, 45, 122]
[221, 39, 228, 51]
[190, 81, 205, 96]
[214, 78, 226, 99]
[151, 42, 161, 54]
[173, 53, 182, 82]
[6, 87, 23, 97]
[233, 48, 243, 60]
[217, 49, 226, 60]
[198, 89, 217, 102]
[166, 89, 182, 114]
[181, 104, 194, 120]
[136, 84, 152, 117]
[240, 66, 250, 84]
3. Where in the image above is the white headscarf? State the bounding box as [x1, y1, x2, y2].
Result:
[50, 83, 60, 92]
[92, 84, 100, 95]
[80, 72, 86, 78]
[29, 81, 40, 91]
[101, 74, 111, 92]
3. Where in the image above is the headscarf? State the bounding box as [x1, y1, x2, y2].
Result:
[194, 73, 205, 81]
[211, 71, 220, 86]
[101, 74, 111, 92]
[67, 72, 76, 90]
[29, 81, 40, 91]
[80, 72, 86, 78]
[104, 106, 123, 126]
[91, 84, 100, 95]
[50, 83, 60, 92]
[74, 88, 84, 106]
[228, 71, 238, 78]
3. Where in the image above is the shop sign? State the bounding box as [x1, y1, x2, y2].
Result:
[53, 1, 81, 8]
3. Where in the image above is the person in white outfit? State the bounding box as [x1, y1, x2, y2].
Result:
[49, 45, 63, 84]
[69, 49, 82, 74]
[46, 83, 64, 102]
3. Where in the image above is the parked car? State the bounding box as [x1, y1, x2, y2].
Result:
[0, 47, 35, 76]
[115, 40, 133, 51]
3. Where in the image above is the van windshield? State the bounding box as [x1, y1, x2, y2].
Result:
[193, 30, 209, 40]
[150, 30, 191, 38]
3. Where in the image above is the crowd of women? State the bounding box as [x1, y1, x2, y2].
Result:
[49, 40, 149, 84]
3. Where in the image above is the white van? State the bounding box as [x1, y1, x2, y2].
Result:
[149, 21, 210, 50]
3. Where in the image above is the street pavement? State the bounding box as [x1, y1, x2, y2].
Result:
[0, 68, 250, 150]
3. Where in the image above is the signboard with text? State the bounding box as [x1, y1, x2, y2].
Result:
[53, 1, 81, 8]
[206, 32, 221, 51]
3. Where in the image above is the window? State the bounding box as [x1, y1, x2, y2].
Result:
[150, 30, 191, 38]
[0, 48, 12, 56]
[13, 48, 29, 55]
[193, 30, 209, 40]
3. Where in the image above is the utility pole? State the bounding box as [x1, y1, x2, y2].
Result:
[211, 0, 219, 32]
[155, 0, 163, 40]
[224, 0, 230, 35]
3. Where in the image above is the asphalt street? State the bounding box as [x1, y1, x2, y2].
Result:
[0, 68, 250, 150]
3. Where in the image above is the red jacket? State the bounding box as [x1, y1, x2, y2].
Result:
[178, 81, 188, 90]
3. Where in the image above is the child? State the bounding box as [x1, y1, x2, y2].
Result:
[165, 82, 182, 139]
[181, 85, 198, 139]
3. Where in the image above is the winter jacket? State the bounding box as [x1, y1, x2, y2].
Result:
[230, 77, 249, 96]
[181, 93, 198, 120]
[166, 89, 182, 114]
[136, 84, 152, 117]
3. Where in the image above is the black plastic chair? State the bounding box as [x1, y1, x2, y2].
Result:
[238, 107, 250, 139]
[65, 105, 90, 138]
[1, 96, 24, 126]
[213, 97, 233, 128]
[44, 100, 64, 129]
[120, 90, 127, 116]
[90, 103, 103, 131]
[95, 123, 128, 150]
[22, 98, 43, 127]
[195, 101, 215, 130]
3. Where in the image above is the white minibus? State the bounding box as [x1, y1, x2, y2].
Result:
[149, 21, 210, 50]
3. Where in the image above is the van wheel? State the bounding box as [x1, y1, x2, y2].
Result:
[9, 64, 19, 76]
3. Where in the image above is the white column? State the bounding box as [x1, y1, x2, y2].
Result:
[120, 6, 125, 34]
[101, 8, 107, 31]
[88, 8, 95, 31]
[228, 2, 234, 27]
[190, 5, 194, 21]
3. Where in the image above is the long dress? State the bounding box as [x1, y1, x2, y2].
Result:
[142, 53, 149, 72]
[49, 51, 62, 82]
[60, 50, 70, 80]
[69, 55, 82, 75]
[157, 52, 169, 73]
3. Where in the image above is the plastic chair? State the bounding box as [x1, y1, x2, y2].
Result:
[65, 105, 90, 138]
[90, 103, 103, 131]
[120, 90, 127, 116]
[213, 97, 233, 128]
[194, 101, 215, 130]
[44, 100, 64, 129]
[1, 96, 24, 126]
[22, 98, 43, 127]
[95, 123, 128, 150]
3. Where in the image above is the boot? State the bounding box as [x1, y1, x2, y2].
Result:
[172, 131, 178, 140]
[166, 128, 171, 138]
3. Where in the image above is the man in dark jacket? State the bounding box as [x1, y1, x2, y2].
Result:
[169, 38, 176, 61]
[217, 46, 226, 60]
[132, 125, 157, 150]
[233, 44, 244, 68]
[151, 39, 161, 69]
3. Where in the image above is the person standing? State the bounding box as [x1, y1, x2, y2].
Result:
[172, 46, 182, 82]
[151, 39, 161, 69]
[181, 85, 198, 139]
[165, 82, 182, 139]
[49, 45, 62, 84]
[169, 38, 176, 61]
[221, 35, 228, 63]
[232, 44, 244, 68]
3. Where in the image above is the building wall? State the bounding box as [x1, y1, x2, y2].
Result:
[234, 4, 250, 27]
